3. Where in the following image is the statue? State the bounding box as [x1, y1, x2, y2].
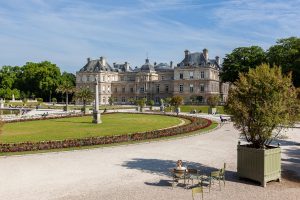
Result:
[160, 98, 165, 112]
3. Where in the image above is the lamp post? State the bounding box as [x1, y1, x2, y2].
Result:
[92, 74, 102, 124]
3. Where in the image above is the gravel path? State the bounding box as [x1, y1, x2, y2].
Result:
[0, 120, 299, 200]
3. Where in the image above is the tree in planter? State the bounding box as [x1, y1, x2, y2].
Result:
[136, 98, 147, 112]
[226, 64, 298, 148]
[75, 88, 93, 114]
[225, 64, 299, 186]
[56, 82, 75, 111]
[147, 100, 155, 111]
[207, 94, 219, 114]
[170, 96, 183, 115]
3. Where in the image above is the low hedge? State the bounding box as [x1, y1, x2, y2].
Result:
[0, 113, 212, 152]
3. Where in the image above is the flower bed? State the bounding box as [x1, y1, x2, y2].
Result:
[0, 113, 212, 152]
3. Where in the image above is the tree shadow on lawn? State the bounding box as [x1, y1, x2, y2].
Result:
[121, 158, 262, 187]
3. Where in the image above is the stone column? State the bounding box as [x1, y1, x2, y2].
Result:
[93, 74, 102, 124]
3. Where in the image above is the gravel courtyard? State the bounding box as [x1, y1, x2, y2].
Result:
[0, 120, 299, 200]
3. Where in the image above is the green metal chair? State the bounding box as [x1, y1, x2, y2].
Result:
[192, 186, 204, 200]
[210, 163, 226, 190]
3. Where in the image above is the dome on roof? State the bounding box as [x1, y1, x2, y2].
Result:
[140, 58, 155, 71]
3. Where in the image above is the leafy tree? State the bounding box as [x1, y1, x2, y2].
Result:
[56, 81, 75, 110]
[147, 100, 155, 110]
[0, 66, 21, 99]
[75, 88, 93, 114]
[164, 97, 172, 107]
[220, 46, 266, 83]
[128, 98, 135, 105]
[207, 94, 220, 108]
[267, 37, 300, 87]
[170, 96, 183, 109]
[20, 61, 61, 101]
[108, 97, 114, 106]
[136, 98, 147, 112]
[225, 64, 299, 148]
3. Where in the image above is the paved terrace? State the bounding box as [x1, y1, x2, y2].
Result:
[0, 118, 299, 200]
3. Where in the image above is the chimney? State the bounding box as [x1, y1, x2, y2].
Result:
[184, 50, 189, 65]
[215, 56, 220, 65]
[113, 62, 116, 67]
[100, 57, 106, 66]
[170, 61, 173, 68]
[87, 57, 91, 63]
[203, 48, 208, 61]
[124, 62, 129, 71]
[154, 62, 157, 66]
[145, 58, 149, 63]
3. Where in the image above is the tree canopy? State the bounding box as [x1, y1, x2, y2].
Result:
[220, 37, 300, 88]
[0, 61, 76, 102]
[225, 64, 299, 148]
[220, 46, 266, 83]
[267, 37, 300, 87]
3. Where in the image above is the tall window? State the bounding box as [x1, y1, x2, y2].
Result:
[107, 86, 110, 93]
[103, 97, 106, 103]
[201, 71, 205, 79]
[122, 87, 125, 93]
[130, 88, 134, 93]
[122, 97, 126, 102]
[179, 84, 183, 92]
[102, 86, 105, 92]
[140, 87, 144, 93]
[200, 84, 205, 92]
[161, 75, 165, 80]
[189, 71, 194, 79]
[190, 84, 194, 93]
[114, 87, 117, 93]
[156, 85, 160, 93]
[165, 85, 169, 92]
[180, 73, 183, 79]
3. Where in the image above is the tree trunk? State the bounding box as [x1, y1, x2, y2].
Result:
[66, 92, 69, 108]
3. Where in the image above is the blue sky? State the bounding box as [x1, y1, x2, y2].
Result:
[0, 0, 299, 73]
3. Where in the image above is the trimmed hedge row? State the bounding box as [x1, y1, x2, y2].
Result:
[0, 113, 212, 153]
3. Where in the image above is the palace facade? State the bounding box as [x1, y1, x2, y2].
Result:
[76, 49, 229, 105]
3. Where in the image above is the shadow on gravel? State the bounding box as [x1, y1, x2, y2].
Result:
[122, 158, 264, 187]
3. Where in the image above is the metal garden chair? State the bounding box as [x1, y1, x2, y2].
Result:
[192, 186, 204, 200]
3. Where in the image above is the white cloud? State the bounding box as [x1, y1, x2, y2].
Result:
[0, 0, 299, 72]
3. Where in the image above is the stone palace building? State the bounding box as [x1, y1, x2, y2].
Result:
[76, 48, 229, 105]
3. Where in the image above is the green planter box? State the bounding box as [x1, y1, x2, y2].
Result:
[63, 106, 71, 111]
[208, 107, 216, 114]
[237, 145, 281, 187]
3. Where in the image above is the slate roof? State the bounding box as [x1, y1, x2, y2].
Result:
[140, 58, 155, 72]
[154, 63, 174, 72]
[177, 51, 221, 69]
[79, 58, 113, 72]
[113, 63, 132, 72]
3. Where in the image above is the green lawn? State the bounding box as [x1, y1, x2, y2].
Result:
[1, 113, 186, 143]
[165, 105, 225, 114]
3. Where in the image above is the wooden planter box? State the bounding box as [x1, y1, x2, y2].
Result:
[237, 145, 281, 187]
[208, 107, 216, 114]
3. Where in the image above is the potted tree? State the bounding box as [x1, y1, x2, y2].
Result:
[170, 96, 183, 115]
[136, 98, 146, 112]
[207, 94, 219, 114]
[147, 100, 155, 111]
[225, 64, 299, 187]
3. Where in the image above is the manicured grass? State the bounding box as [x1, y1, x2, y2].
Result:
[0, 120, 218, 156]
[1, 113, 187, 143]
[165, 105, 225, 114]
